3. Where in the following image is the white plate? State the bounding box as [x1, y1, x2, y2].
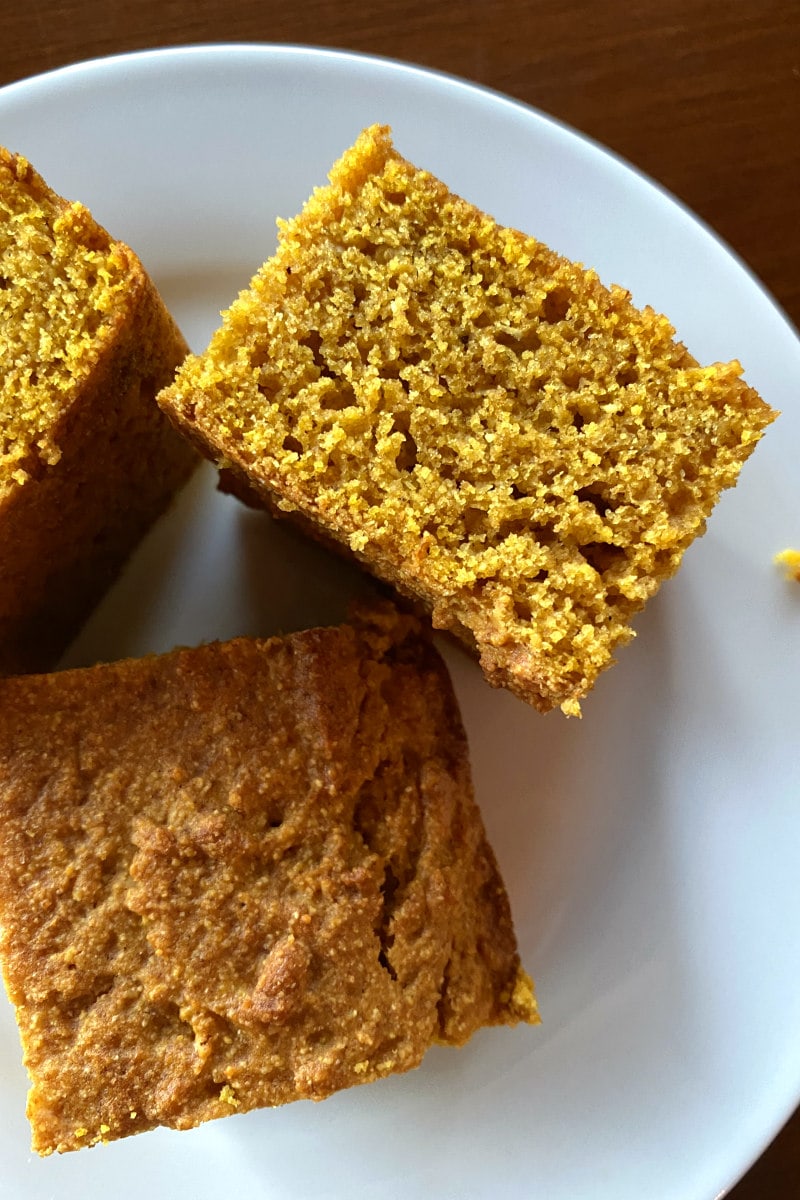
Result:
[1, 44, 799, 1200]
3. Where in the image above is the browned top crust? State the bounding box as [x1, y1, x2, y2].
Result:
[0, 606, 536, 1155]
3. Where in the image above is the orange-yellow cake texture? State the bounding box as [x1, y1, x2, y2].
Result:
[160, 124, 776, 715]
[775, 548, 800, 582]
[0, 606, 537, 1155]
[0, 146, 196, 674]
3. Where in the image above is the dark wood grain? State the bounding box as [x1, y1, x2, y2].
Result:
[1, 1, 799, 1194]
[1, 0, 798, 329]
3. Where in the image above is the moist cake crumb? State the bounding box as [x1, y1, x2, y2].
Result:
[0, 145, 196, 674]
[160, 124, 776, 715]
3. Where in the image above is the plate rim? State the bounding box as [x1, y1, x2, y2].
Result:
[2, 40, 798, 350]
[0, 40, 798, 1200]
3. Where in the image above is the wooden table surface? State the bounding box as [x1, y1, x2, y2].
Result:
[1, 1, 798, 1195]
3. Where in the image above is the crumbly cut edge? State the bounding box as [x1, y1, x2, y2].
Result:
[157, 126, 777, 716]
[0, 145, 198, 672]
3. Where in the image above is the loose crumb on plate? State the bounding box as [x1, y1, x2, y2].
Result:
[774, 548, 800, 582]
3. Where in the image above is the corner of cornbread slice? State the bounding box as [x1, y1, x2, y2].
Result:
[0, 605, 536, 1155]
[0, 146, 197, 675]
[159, 124, 776, 715]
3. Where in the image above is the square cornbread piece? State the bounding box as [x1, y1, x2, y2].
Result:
[0, 606, 537, 1155]
[160, 125, 775, 715]
[0, 147, 196, 675]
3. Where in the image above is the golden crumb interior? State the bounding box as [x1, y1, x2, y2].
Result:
[166, 125, 775, 713]
[0, 151, 133, 487]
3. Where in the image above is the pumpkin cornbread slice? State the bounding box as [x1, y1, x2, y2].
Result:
[0, 147, 196, 675]
[0, 606, 537, 1155]
[160, 124, 776, 715]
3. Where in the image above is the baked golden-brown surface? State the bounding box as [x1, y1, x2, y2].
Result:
[160, 124, 776, 715]
[0, 606, 537, 1155]
[0, 146, 197, 674]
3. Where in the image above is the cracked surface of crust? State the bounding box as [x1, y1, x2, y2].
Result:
[0, 606, 537, 1154]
